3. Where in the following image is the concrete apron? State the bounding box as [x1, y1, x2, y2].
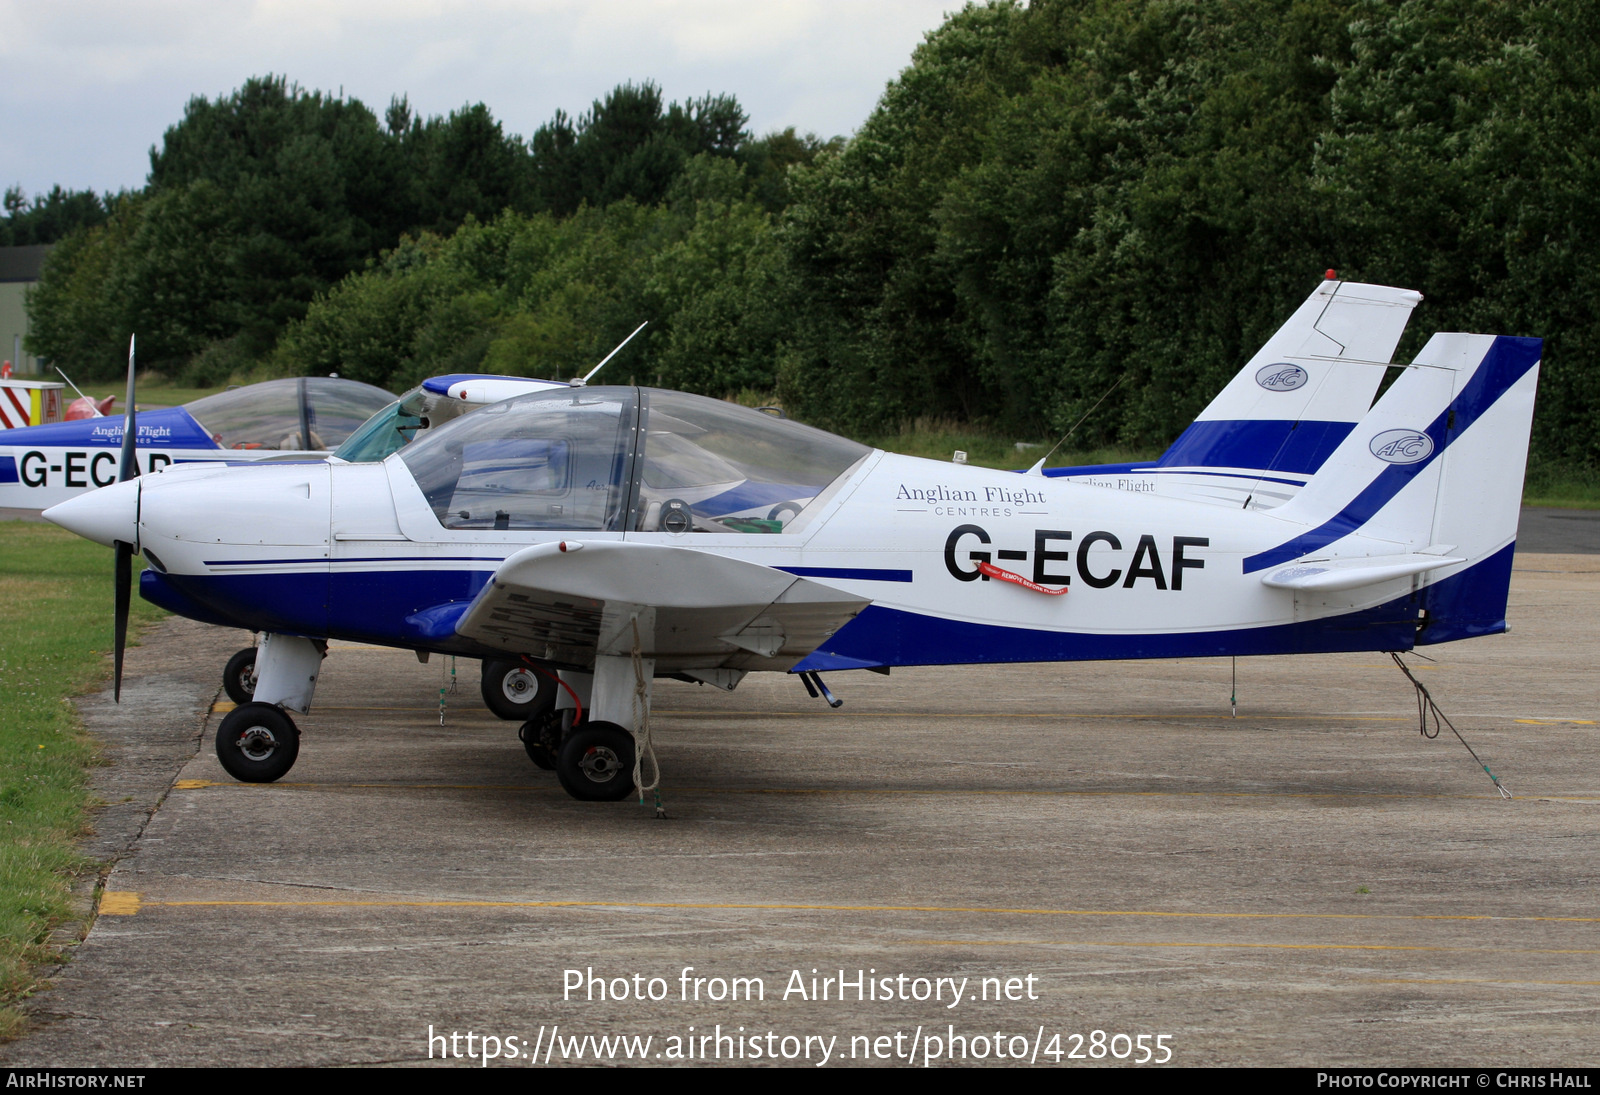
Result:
[5, 554, 1599, 1067]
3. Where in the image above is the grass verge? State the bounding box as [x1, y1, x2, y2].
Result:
[64, 379, 219, 411]
[1523, 460, 1600, 509]
[856, 418, 1157, 471]
[0, 521, 163, 1037]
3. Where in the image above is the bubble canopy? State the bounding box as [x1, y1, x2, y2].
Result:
[396, 387, 871, 534]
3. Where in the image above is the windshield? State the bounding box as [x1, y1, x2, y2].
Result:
[396, 386, 869, 534]
[400, 388, 636, 531]
[334, 397, 424, 461]
[187, 377, 393, 451]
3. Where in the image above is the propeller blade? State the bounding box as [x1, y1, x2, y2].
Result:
[113, 540, 132, 703]
[118, 335, 138, 484]
[114, 335, 139, 703]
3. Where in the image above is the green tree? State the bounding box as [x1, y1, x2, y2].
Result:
[400, 103, 531, 235]
[528, 82, 752, 216]
[273, 162, 793, 398]
[0, 186, 112, 246]
[1314, 0, 1600, 467]
[24, 196, 146, 374]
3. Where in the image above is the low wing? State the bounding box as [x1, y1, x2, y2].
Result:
[452, 540, 870, 673]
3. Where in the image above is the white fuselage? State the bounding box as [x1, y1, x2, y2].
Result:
[115, 448, 1433, 669]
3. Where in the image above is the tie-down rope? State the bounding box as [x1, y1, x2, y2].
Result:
[631, 618, 665, 816]
[1390, 651, 1511, 799]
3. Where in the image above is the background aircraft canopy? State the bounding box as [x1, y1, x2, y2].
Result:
[334, 374, 567, 462]
[397, 386, 870, 534]
[186, 377, 393, 450]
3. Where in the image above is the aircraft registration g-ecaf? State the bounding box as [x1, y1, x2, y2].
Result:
[44, 277, 1542, 802]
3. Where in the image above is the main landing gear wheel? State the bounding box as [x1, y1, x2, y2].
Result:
[518, 709, 563, 770]
[481, 658, 557, 721]
[556, 722, 636, 802]
[223, 647, 258, 705]
[216, 702, 300, 783]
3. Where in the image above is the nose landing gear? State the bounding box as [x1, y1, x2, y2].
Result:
[215, 702, 300, 782]
[212, 633, 322, 783]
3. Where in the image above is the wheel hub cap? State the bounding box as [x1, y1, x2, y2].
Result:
[237, 726, 279, 762]
[579, 746, 623, 783]
[501, 668, 537, 703]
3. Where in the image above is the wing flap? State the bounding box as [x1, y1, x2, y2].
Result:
[453, 540, 870, 670]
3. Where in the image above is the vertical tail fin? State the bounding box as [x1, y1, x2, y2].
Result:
[1160, 279, 1423, 475]
[1044, 279, 1421, 508]
[1247, 332, 1542, 643]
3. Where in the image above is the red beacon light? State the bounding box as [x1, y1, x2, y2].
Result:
[1324, 269, 1338, 280]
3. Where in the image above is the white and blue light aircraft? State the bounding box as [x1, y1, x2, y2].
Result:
[0, 376, 395, 510]
[42, 282, 1540, 802]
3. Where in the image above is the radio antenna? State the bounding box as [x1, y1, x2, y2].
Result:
[55, 366, 104, 415]
[573, 321, 649, 386]
[1026, 373, 1128, 475]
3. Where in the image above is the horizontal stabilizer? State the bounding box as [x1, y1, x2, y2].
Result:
[1260, 553, 1465, 593]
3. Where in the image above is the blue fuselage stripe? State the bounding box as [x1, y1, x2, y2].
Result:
[1043, 465, 1307, 488]
[151, 545, 1513, 665]
[793, 544, 1513, 671]
[203, 556, 497, 566]
[777, 566, 913, 583]
[1037, 420, 1351, 482]
[1156, 419, 1355, 475]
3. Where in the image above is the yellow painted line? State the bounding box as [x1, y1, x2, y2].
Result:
[223, 705, 1596, 725]
[665, 710, 1412, 723]
[209, 702, 495, 715]
[206, 704, 1412, 722]
[168, 779, 1600, 803]
[309, 706, 498, 713]
[910, 939, 1600, 956]
[99, 892, 142, 916]
[175, 780, 547, 792]
[103, 895, 1600, 926]
[1363, 977, 1600, 987]
[165, 779, 1514, 801]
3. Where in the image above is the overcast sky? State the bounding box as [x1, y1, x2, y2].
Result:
[0, 0, 959, 199]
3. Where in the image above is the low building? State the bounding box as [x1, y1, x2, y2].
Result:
[0, 245, 51, 376]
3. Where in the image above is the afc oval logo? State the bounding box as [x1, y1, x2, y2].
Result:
[1255, 363, 1308, 392]
[1369, 429, 1434, 464]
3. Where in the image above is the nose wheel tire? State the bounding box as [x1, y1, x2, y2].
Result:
[481, 658, 557, 721]
[222, 647, 258, 705]
[555, 722, 636, 801]
[216, 703, 300, 783]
